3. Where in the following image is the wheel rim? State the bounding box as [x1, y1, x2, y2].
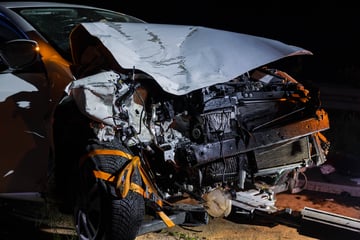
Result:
[75, 185, 104, 240]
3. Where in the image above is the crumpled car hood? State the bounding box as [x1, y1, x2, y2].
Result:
[71, 22, 311, 95]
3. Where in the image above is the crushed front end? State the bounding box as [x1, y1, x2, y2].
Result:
[63, 22, 331, 235]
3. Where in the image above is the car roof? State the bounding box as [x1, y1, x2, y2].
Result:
[0, 2, 145, 24]
[0, 2, 101, 9]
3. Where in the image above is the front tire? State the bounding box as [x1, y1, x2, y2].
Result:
[75, 138, 145, 240]
[75, 187, 144, 240]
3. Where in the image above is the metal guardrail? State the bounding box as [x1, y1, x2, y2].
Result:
[301, 207, 360, 233]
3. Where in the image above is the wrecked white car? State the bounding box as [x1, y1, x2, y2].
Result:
[0, 2, 330, 240]
[51, 22, 330, 239]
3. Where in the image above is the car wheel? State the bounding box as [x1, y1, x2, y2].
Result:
[75, 139, 145, 240]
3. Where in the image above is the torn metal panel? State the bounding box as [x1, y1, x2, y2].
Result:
[72, 22, 311, 95]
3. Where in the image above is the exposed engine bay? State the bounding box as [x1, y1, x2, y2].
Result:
[69, 66, 330, 217]
[56, 23, 332, 236]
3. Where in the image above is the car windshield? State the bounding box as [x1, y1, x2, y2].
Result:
[14, 7, 144, 60]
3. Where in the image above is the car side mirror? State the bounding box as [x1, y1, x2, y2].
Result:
[0, 39, 40, 71]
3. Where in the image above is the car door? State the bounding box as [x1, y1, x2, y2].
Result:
[0, 16, 51, 194]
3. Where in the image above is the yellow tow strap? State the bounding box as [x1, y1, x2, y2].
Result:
[82, 149, 175, 228]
